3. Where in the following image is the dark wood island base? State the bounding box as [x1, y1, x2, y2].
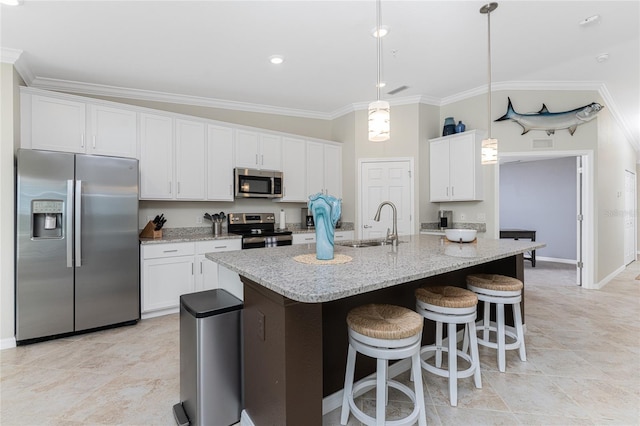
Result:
[241, 253, 525, 426]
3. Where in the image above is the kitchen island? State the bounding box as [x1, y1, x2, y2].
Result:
[206, 234, 543, 426]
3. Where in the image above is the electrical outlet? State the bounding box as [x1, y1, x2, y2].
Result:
[196, 215, 203, 224]
[257, 311, 265, 341]
[477, 213, 486, 221]
[459, 213, 466, 221]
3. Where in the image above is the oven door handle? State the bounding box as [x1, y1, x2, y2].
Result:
[243, 236, 267, 245]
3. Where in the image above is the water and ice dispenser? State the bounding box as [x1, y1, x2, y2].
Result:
[31, 200, 64, 239]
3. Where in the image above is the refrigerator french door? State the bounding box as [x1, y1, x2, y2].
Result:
[16, 149, 140, 343]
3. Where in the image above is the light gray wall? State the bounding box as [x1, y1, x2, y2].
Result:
[0, 63, 23, 346]
[500, 157, 577, 260]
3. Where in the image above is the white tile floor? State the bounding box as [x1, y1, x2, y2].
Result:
[1, 260, 638, 425]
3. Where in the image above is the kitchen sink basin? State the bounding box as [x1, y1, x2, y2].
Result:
[340, 240, 404, 248]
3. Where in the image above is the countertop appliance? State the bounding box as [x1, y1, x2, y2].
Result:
[234, 168, 283, 199]
[16, 149, 140, 344]
[301, 207, 314, 229]
[438, 210, 453, 230]
[228, 212, 292, 249]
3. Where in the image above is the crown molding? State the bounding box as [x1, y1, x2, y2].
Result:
[0, 47, 34, 84]
[6, 53, 637, 149]
[28, 76, 334, 120]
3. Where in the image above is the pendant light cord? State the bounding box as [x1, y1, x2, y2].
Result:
[376, 0, 382, 101]
[487, 5, 492, 139]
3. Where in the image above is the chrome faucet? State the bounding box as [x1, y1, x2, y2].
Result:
[373, 201, 398, 247]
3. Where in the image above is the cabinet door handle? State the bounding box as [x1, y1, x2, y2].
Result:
[214, 246, 227, 249]
[92, 135, 96, 149]
[163, 249, 178, 253]
[200, 262, 203, 274]
[191, 264, 194, 275]
[177, 182, 180, 194]
[169, 182, 172, 194]
[364, 225, 372, 229]
[81, 133, 85, 148]
[255, 154, 258, 165]
[304, 237, 314, 241]
[261, 154, 264, 165]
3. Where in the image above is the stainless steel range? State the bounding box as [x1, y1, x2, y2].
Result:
[228, 213, 293, 249]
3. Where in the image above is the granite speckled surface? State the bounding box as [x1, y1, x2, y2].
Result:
[139, 226, 241, 245]
[139, 223, 354, 244]
[206, 234, 545, 303]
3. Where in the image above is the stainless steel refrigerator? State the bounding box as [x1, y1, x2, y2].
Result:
[16, 149, 140, 343]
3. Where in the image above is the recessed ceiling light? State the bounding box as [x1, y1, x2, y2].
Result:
[269, 55, 284, 65]
[371, 25, 390, 38]
[579, 14, 600, 26]
[596, 53, 609, 63]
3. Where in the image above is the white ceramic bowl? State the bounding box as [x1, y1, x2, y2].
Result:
[444, 229, 477, 243]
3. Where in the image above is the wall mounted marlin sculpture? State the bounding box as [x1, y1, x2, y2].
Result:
[495, 97, 604, 136]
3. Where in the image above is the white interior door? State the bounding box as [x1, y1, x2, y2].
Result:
[624, 169, 636, 265]
[360, 159, 413, 240]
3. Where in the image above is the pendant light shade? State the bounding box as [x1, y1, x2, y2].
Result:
[480, 2, 498, 164]
[368, 0, 390, 142]
[368, 100, 390, 141]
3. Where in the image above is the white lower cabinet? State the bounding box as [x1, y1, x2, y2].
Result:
[140, 239, 241, 318]
[292, 230, 354, 245]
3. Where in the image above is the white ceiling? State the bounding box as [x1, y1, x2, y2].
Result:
[2, 1, 639, 147]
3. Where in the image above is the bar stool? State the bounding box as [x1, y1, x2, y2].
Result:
[466, 274, 526, 372]
[415, 286, 482, 406]
[340, 304, 427, 426]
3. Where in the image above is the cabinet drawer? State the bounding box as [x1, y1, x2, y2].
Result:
[335, 231, 354, 241]
[293, 233, 316, 244]
[196, 239, 242, 254]
[142, 242, 195, 259]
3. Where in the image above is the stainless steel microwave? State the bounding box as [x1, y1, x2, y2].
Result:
[234, 168, 283, 199]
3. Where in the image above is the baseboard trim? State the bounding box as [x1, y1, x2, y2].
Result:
[535, 256, 576, 265]
[141, 307, 179, 320]
[0, 337, 17, 350]
[595, 264, 626, 289]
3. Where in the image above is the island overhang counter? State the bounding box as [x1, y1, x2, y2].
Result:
[206, 234, 544, 426]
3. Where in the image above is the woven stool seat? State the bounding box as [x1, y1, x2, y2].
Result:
[466, 274, 523, 292]
[466, 274, 526, 372]
[341, 304, 427, 426]
[415, 286, 478, 309]
[347, 304, 423, 340]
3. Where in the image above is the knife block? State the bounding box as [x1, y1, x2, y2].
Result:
[139, 221, 162, 239]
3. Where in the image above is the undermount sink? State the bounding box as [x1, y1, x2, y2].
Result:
[340, 240, 403, 248]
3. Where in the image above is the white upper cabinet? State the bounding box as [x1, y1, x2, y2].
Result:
[306, 141, 342, 199]
[140, 113, 174, 199]
[28, 94, 86, 153]
[429, 130, 484, 202]
[89, 105, 137, 158]
[278, 137, 307, 202]
[175, 119, 206, 200]
[235, 130, 282, 170]
[207, 124, 235, 201]
[22, 90, 137, 158]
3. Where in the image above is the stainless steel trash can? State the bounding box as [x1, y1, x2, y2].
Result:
[173, 289, 243, 426]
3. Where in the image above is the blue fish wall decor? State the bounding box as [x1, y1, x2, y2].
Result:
[495, 97, 604, 136]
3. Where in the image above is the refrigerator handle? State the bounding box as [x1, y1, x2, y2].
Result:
[75, 180, 82, 267]
[66, 180, 74, 268]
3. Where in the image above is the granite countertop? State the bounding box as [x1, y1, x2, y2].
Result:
[206, 234, 545, 303]
[139, 227, 241, 245]
[139, 223, 354, 244]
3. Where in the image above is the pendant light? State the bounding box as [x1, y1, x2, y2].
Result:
[480, 2, 498, 164]
[368, 0, 390, 142]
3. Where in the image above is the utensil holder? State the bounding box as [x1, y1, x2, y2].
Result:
[213, 222, 222, 236]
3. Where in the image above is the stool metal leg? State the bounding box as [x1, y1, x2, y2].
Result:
[340, 344, 356, 425]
